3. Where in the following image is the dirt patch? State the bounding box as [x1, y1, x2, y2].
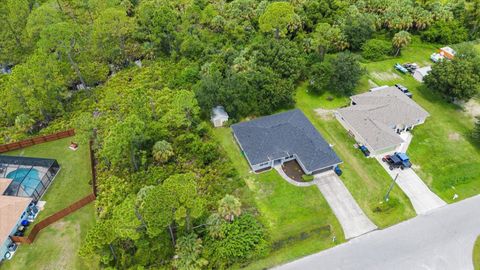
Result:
[371, 71, 400, 81]
[281, 160, 306, 182]
[448, 132, 461, 141]
[314, 108, 334, 120]
[464, 99, 480, 119]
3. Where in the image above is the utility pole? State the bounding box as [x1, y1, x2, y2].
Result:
[385, 173, 400, 202]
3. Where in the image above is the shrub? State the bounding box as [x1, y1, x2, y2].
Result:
[301, 175, 314, 182]
[203, 214, 268, 268]
[373, 197, 400, 213]
[421, 20, 469, 44]
[361, 39, 392, 60]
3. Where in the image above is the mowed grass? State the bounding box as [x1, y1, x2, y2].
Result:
[2, 137, 98, 269]
[4, 137, 93, 219]
[212, 128, 344, 270]
[475, 236, 480, 270]
[296, 85, 416, 228]
[361, 39, 480, 202]
[2, 205, 97, 270]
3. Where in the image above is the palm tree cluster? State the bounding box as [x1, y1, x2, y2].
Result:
[357, 0, 453, 31]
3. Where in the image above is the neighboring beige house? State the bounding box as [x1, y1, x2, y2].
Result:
[335, 87, 429, 156]
[211, 106, 229, 127]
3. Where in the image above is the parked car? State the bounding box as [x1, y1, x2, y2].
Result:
[382, 152, 412, 170]
[394, 84, 413, 98]
[430, 53, 444, 63]
[395, 84, 408, 93]
[334, 165, 343, 176]
[394, 63, 408, 74]
[359, 145, 370, 157]
[403, 63, 418, 74]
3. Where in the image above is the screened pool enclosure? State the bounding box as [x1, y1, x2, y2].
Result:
[0, 155, 59, 201]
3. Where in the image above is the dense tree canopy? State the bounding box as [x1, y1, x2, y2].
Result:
[424, 44, 480, 101]
[259, 2, 301, 39]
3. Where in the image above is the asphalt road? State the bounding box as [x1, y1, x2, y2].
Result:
[276, 195, 480, 270]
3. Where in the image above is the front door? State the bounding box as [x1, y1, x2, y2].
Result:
[273, 159, 282, 167]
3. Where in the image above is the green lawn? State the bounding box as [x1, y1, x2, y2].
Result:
[212, 128, 344, 270]
[360, 39, 480, 202]
[296, 85, 416, 228]
[475, 236, 480, 270]
[1, 137, 98, 270]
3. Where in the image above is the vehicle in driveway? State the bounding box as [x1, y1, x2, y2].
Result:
[359, 145, 370, 157]
[395, 84, 413, 98]
[403, 63, 418, 74]
[394, 63, 408, 74]
[382, 152, 412, 170]
[334, 165, 343, 176]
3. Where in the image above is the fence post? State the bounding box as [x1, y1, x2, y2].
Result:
[89, 140, 97, 197]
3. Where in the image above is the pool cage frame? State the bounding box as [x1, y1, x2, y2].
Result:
[0, 155, 60, 202]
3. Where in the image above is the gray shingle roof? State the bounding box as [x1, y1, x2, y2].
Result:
[231, 109, 342, 172]
[337, 87, 430, 151]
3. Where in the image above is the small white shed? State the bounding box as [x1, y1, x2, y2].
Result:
[413, 66, 432, 82]
[211, 106, 229, 127]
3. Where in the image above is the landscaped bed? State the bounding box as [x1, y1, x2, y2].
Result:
[281, 160, 306, 182]
[1, 137, 97, 270]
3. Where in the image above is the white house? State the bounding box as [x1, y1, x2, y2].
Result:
[211, 106, 229, 127]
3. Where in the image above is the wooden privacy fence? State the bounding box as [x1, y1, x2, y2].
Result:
[10, 193, 96, 244]
[10, 138, 99, 245]
[0, 129, 75, 153]
[89, 139, 98, 197]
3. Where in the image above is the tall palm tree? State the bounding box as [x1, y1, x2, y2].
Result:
[392, 31, 412, 56]
[152, 140, 174, 164]
[218, 195, 242, 222]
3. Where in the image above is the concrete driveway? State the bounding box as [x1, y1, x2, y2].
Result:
[375, 156, 446, 214]
[315, 172, 377, 239]
[276, 195, 480, 270]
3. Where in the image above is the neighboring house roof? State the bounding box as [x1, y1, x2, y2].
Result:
[337, 87, 429, 151]
[0, 178, 10, 194]
[0, 178, 32, 247]
[439, 46, 456, 59]
[413, 66, 432, 82]
[231, 109, 342, 172]
[211, 106, 228, 120]
[416, 66, 432, 77]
